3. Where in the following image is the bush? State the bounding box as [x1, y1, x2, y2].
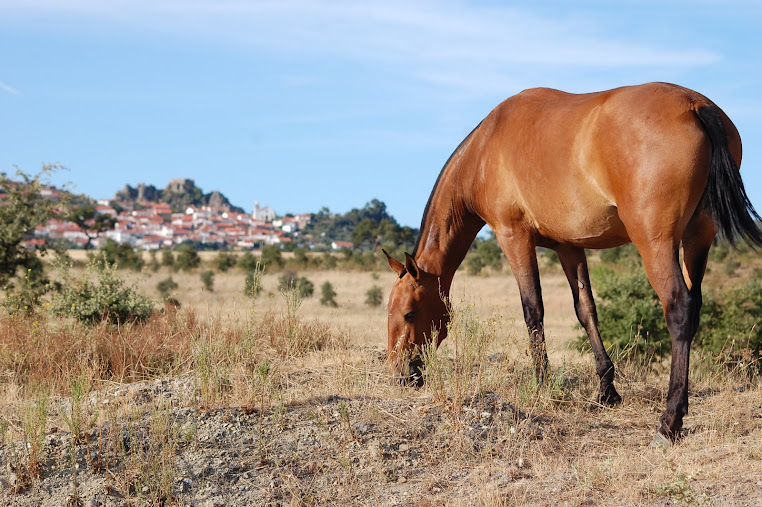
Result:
[215, 251, 237, 272]
[51, 253, 154, 324]
[724, 258, 741, 276]
[201, 270, 215, 292]
[175, 243, 201, 271]
[161, 249, 175, 269]
[321, 252, 337, 270]
[293, 248, 309, 268]
[260, 245, 284, 269]
[100, 239, 145, 271]
[148, 250, 161, 272]
[277, 270, 314, 298]
[581, 261, 762, 372]
[698, 278, 762, 371]
[1, 257, 49, 315]
[463, 237, 503, 275]
[577, 262, 668, 360]
[320, 282, 338, 307]
[244, 263, 265, 299]
[156, 277, 179, 299]
[599, 243, 640, 264]
[238, 251, 260, 272]
[365, 285, 384, 307]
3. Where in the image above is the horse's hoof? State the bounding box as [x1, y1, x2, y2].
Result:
[598, 385, 622, 407]
[650, 432, 672, 449]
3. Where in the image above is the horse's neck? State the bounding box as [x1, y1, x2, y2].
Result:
[414, 169, 484, 284]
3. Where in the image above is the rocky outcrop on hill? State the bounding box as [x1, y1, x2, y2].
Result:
[113, 179, 244, 213]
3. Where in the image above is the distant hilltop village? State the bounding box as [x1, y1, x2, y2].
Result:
[24, 179, 414, 252]
[34, 178, 315, 251]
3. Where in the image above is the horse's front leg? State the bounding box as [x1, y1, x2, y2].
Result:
[556, 245, 621, 406]
[496, 231, 549, 383]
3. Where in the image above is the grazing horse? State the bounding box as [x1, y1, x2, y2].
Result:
[384, 82, 761, 443]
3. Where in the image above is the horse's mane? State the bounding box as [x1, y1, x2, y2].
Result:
[411, 120, 483, 258]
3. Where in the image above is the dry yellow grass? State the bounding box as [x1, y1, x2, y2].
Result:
[0, 254, 760, 504]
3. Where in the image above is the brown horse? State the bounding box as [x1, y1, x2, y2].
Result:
[384, 82, 761, 443]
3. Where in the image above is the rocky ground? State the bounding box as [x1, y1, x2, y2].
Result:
[2, 358, 761, 506]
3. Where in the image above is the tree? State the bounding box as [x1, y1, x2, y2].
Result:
[351, 218, 376, 249]
[0, 165, 66, 288]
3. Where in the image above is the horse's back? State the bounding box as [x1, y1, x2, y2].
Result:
[475, 83, 735, 248]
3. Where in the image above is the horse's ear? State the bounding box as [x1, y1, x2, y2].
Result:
[404, 252, 421, 281]
[383, 249, 404, 276]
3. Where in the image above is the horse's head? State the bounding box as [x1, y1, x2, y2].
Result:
[383, 250, 449, 386]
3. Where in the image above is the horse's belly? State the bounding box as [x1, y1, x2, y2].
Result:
[533, 203, 629, 248]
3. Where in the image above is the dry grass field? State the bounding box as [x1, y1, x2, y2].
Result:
[0, 251, 760, 505]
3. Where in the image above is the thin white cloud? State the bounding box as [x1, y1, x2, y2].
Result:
[3, 1, 720, 74]
[0, 80, 19, 95]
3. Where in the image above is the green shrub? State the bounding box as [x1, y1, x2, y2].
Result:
[51, 253, 154, 324]
[581, 260, 762, 372]
[321, 252, 338, 270]
[709, 242, 729, 262]
[320, 281, 338, 307]
[277, 270, 314, 298]
[156, 277, 179, 298]
[238, 251, 260, 272]
[365, 285, 384, 307]
[161, 249, 175, 270]
[577, 262, 668, 360]
[175, 243, 201, 271]
[724, 258, 741, 276]
[464, 252, 485, 276]
[698, 278, 762, 371]
[463, 237, 503, 275]
[245, 263, 265, 300]
[293, 248, 309, 268]
[148, 250, 161, 272]
[215, 251, 237, 272]
[1, 257, 49, 315]
[200, 270, 214, 292]
[298, 277, 314, 298]
[100, 239, 145, 271]
[599, 243, 640, 264]
[260, 245, 284, 269]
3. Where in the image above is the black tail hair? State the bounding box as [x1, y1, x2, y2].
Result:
[695, 106, 762, 248]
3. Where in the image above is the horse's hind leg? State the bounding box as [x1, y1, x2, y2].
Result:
[633, 213, 713, 440]
[496, 231, 549, 382]
[681, 213, 715, 294]
[556, 245, 622, 406]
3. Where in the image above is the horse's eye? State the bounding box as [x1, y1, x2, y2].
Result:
[404, 311, 416, 322]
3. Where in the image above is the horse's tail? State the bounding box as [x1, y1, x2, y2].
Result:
[694, 105, 762, 248]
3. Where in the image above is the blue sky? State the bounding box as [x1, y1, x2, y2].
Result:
[1, 1, 761, 227]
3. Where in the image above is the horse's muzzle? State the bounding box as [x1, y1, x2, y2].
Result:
[400, 357, 424, 387]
